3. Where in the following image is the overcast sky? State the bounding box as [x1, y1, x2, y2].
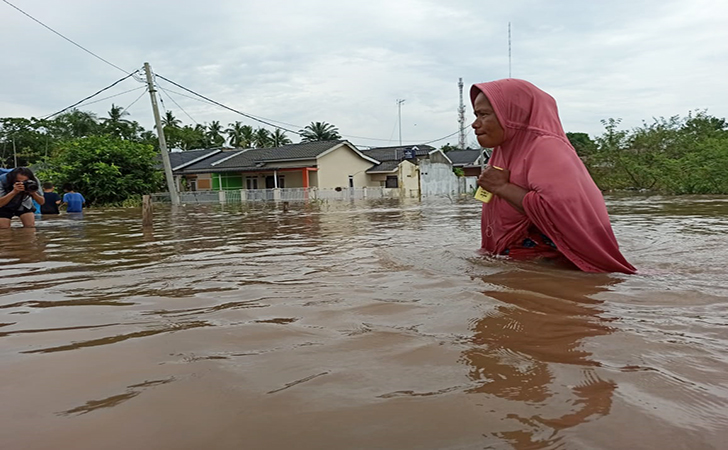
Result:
[2, 0, 727, 148]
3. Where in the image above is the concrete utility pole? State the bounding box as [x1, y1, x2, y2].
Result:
[458, 78, 466, 150]
[144, 62, 180, 206]
[397, 99, 405, 147]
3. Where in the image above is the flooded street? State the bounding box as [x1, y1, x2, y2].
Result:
[2, 196, 728, 449]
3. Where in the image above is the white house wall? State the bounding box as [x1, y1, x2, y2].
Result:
[419, 159, 458, 197]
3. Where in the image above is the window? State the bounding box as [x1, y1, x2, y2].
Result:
[348, 175, 354, 188]
[385, 175, 398, 188]
[246, 178, 258, 189]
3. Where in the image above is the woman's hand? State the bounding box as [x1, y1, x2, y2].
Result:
[477, 166, 528, 213]
[477, 166, 510, 196]
[12, 182, 25, 195]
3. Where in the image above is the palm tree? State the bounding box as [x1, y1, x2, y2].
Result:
[103, 104, 134, 139]
[271, 128, 292, 147]
[56, 109, 100, 138]
[162, 111, 182, 128]
[299, 121, 341, 142]
[226, 121, 255, 148]
[252, 127, 272, 148]
[206, 121, 225, 147]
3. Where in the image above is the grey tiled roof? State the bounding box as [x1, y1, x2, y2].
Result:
[177, 149, 243, 173]
[446, 149, 483, 166]
[366, 160, 401, 173]
[214, 140, 346, 170]
[173, 140, 368, 174]
[168, 148, 223, 170]
[360, 145, 435, 162]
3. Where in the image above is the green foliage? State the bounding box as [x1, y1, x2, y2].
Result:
[584, 111, 728, 194]
[453, 167, 465, 177]
[38, 135, 164, 206]
[566, 132, 597, 158]
[440, 143, 460, 153]
[299, 121, 341, 142]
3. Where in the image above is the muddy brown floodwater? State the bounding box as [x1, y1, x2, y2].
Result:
[1, 196, 728, 449]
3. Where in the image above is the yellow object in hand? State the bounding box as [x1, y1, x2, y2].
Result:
[473, 186, 494, 203]
[473, 166, 503, 203]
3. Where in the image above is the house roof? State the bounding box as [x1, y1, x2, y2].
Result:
[173, 140, 379, 174]
[446, 149, 483, 166]
[360, 145, 435, 162]
[177, 149, 243, 173]
[366, 160, 401, 173]
[169, 148, 223, 170]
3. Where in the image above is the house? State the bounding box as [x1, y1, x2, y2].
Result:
[444, 148, 488, 194]
[171, 140, 379, 191]
[446, 149, 487, 177]
[360, 145, 459, 197]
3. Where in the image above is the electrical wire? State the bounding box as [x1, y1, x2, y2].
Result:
[157, 84, 198, 125]
[120, 89, 148, 116]
[72, 86, 146, 108]
[155, 73, 465, 147]
[42, 71, 140, 119]
[2, 0, 130, 74]
[155, 74, 303, 136]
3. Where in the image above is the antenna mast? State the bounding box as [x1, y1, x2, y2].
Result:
[508, 22, 512, 78]
[458, 78, 466, 150]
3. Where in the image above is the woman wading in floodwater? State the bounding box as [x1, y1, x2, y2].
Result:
[472, 79, 635, 274]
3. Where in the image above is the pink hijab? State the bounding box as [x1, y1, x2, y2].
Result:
[471, 79, 636, 274]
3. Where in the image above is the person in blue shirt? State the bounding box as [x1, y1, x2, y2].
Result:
[62, 183, 85, 213]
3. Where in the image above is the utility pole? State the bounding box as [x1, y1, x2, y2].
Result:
[143, 62, 180, 206]
[12, 137, 17, 167]
[458, 78, 466, 150]
[396, 99, 405, 146]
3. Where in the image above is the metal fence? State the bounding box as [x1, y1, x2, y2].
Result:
[153, 186, 455, 204]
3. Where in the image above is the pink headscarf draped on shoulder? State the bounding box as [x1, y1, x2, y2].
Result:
[471, 79, 636, 274]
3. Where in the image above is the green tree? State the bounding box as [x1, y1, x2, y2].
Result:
[299, 121, 341, 142]
[54, 109, 100, 139]
[439, 143, 460, 153]
[206, 121, 225, 147]
[37, 135, 164, 205]
[252, 127, 272, 148]
[162, 111, 182, 128]
[271, 128, 292, 147]
[566, 132, 597, 159]
[226, 121, 255, 148]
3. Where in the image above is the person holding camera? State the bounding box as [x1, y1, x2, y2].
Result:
[0, 167, 45, 229]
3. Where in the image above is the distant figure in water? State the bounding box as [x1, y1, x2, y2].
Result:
[471, 79, 635, 273]
[62, 183, 85, 213]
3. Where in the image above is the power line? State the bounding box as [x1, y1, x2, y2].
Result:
[66, 86, 146, 108]
[154, 73, 303, 136]
[157, 84, 198, 125]
[42, 71, 141, 119]
[2, 0, 129, 74]
[120, 89, 148, 116]
[155, 72, 462, 147]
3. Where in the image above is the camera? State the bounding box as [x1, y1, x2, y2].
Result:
[22, 180, 39, 192]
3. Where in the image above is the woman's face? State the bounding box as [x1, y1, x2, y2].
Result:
[15, 174, 29, 183]
[472, 92, 505, 148]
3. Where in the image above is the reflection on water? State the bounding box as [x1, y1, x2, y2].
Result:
[464, 270, 619, 448]
[1, 196, 728, 449]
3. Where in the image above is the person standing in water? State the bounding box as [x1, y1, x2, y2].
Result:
[62, 183, 85, 213]
[0, 167, 45, 229]
[40, 182, 62, 215]
[471, 78, 635, 274]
